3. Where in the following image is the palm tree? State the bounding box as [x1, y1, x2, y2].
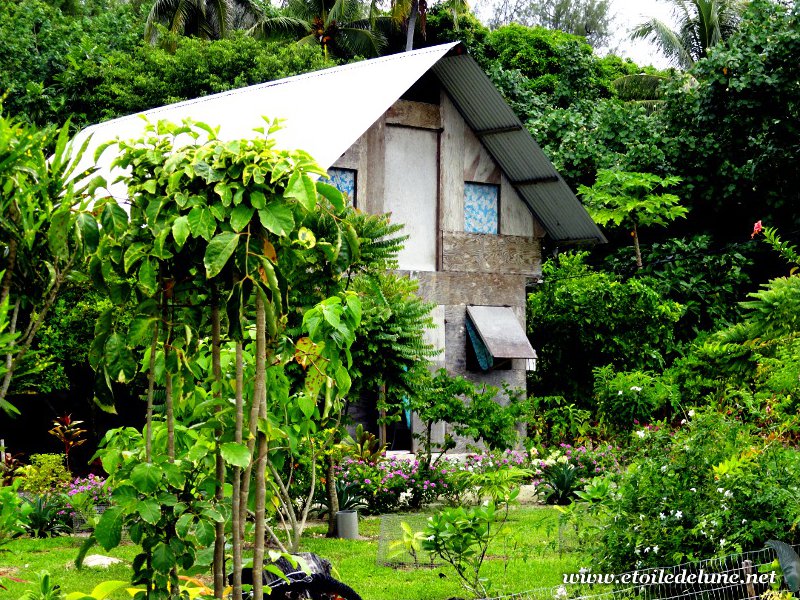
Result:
[257, 0, 385, 58]
[145, 0, 261, 45]
[391, 0, 470, 51]
[630, 0, 745, 69]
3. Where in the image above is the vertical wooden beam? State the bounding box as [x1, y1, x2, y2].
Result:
[365, 115, 386, 215]
[439, 92, 464, 232]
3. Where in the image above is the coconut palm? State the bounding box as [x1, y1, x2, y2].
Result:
[258, 0, 385, 58]
[630, 0, 745, 69]
[391, 0, 470, 51]
[145, 0, 261, 44]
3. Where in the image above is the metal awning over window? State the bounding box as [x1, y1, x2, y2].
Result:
[465, 306, 537, 372]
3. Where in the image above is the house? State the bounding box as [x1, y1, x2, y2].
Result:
[73, 42, 605, 450]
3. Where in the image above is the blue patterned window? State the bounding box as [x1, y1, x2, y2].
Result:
[464, 182, 499, 234]
[323, 168, 357, 206]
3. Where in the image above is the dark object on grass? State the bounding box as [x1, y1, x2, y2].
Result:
[232, 552, 363, 600]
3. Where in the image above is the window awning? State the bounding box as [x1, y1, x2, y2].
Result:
[465, 306, 536, 371]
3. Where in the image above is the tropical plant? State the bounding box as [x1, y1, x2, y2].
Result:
[592, 365, 678, 431]
[423, 502, 504, 598]
[0, 112, 96, 415]
[270, 0, 385, 57]
[48, 415, 87, 473]
[17, 571, 65, 600]
[16, 454, 72, 496]
[0, 481, 32, 547]
[144, 0, 260, 45]
[631, 0, 745, 69]
[63, 580, 129, 600]
[23, 495, 72, 538]
[578, 169, 686, 268]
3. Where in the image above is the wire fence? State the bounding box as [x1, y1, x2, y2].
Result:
[479, 545, 788, 600]
[376, 513, 443, 569]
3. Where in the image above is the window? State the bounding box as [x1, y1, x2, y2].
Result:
[464, 182, 499, 234]
[324, 167, 357, 206]
[465, 306, 536, 372]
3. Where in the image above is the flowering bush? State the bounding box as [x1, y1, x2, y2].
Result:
[593, 365, 678, 431]
[533, 443, 621, 504]
[62, 475, 111, 524]
[581, 409, 800, 570]
[335, 456, 447, 514]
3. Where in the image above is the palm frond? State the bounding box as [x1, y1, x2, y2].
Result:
[248, 15, 310, 38]
[630, 17, 694, 68]
[336, 24, 386, 57]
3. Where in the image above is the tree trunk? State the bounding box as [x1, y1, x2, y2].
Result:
[632, 222, 643, 269]
[211, 299, 225, 599]
[232, 342, 244, 600]
[144, 323, 159, 463]
[165, 364, 175, 462]
[325, 454, 338, 537]
[252, 293, 268, 600]
[405, 0, 418, 51]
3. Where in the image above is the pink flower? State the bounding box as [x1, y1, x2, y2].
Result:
[752, 220, 763, 238]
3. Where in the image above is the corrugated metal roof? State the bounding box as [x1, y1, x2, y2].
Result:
[73, 42, 604, 244]
[432, 51, 605, 244]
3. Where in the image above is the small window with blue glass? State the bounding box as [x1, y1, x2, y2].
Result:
[464, 182, 499, 234]
[323, 167, 357, 207]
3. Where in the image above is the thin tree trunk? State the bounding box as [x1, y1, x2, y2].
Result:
[0, 298, 20, 407]
[252, 294, 268, 600]
[632, 222, 643, 269]
[0, 237, 17, 308]
[405, 0, 418, 51]
[232, 342, 244, 600]
[165, 357, 175, 463]
[325, 454, 338, 537]
[211, 299, 225, 599]
[144, 323, 159, 463]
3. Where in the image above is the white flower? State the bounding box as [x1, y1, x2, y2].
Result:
[675, 510, 683, 519]
[427, 535, 435, 541]
[690, 488, 697, 493]
[630, 386, 642, 392]
[717, 487, 725, 494]
[639, 514, 645, 521]
[618, 390, 623, 396]
[724, 490, 733, 498]
[720, 539, 726, 548]
[554, 585, 568, 600]
[742, 519, 748, 524]
[659, 513, 666, 520]
[635, 547, 641, 555]
[644, 547, 650, 553]
[680, 419, 686, 425]
[636, 430, 646, 439]
[653, 545, 659, 554]
[660, 465, 668, 472]
[688, 409, 695, 417]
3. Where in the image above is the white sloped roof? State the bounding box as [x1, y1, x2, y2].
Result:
[73, 42, 604, 244]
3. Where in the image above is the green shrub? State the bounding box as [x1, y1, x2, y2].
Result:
[593, 365, 678, 430]
[17, 454, 71, 496]
[582, 409, 800, 570]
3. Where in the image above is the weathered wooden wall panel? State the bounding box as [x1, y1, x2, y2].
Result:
[463, 126, 501, 184]
[440, 93, 465, 232]
[386, 100, 441, 130]
[363, 115, 386, 215]
[385, 126, 439, 271]
[500, 174, 535, 237]
[441, 231, 540, 276]
[402, 270, 526, 307]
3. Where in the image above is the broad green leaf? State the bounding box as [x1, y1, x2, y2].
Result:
[137, 499, 162, 525]
[152, 541, 175, 573]
[230, 205, 255, 232]
[316, 180, 345, 212]
[204, 232, 239, 278]
[141, 180, 158, 194]
[95, 507, 123, 550]
[123, 243, 148, 274]
[172, 215, 190, 250]
[104, 333, 137, 383]
[138, 258, 157, 296]
[297, 394, 316, 418]
[188, 206, 216, 241]
[90, 581, 129, 599]
[220, 442, 251, 468]
[284, 171, 316, 212]
[194, 520, 216, 547]
[127, 317, 157, 347]
[250, 189, 266, 209]
[101, 202, 128, 237]
[258, 201, 294, 237]
[130, 462, 162, 494]
[76, 213, 99, 251]
[48, 210, 72, 260]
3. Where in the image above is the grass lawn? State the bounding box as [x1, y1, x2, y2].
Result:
[0, 506, 585, 600]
